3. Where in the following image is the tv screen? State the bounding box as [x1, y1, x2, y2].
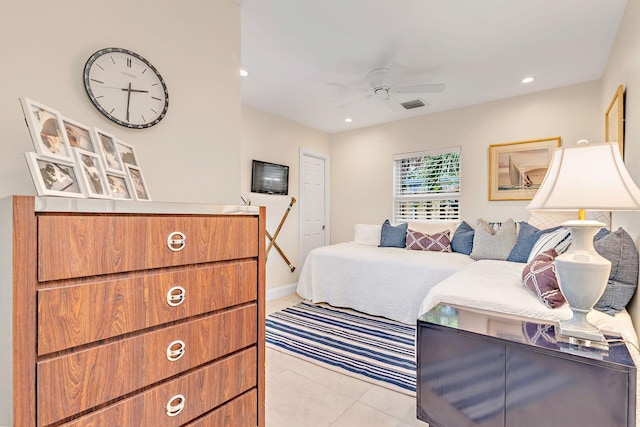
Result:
[251, 160, 289, 195]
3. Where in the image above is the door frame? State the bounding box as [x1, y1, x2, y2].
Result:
[298, 148, 331, 267]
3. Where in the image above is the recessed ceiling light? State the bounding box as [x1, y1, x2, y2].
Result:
[240, 69, 249, 77]
[522, 76, 535, 84]
[345, 118, 353, 123]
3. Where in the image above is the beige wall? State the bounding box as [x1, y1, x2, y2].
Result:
[601, 0, 640, 332]
[241, 105, 331, 291]
[329, 81, 602, 243]
[0, 0, 241, 204]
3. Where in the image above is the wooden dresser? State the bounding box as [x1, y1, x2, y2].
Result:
[0, 195, 266, 427]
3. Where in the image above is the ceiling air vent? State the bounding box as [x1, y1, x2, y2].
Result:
[401, 99, 427, 110]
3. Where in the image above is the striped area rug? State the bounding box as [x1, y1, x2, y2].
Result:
[266, 302, 416, 395]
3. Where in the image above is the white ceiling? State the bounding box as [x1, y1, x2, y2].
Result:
[240, 0, 627, 134]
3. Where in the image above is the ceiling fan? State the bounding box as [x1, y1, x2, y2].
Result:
[330, 63, 445, 111]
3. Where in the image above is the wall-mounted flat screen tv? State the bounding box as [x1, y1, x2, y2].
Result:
[251, 160, 289, 195]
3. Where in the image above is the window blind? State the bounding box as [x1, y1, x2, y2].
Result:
[393, 147, 461, 222]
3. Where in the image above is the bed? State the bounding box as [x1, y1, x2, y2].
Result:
[296, 242, 474, 324]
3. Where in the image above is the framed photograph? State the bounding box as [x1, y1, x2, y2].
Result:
[489, 137, 561, 201]
[605, 85, 624, 158]
[24, 152, 86, 198]
[73, 149, 112, 199]
[63, 117, 97, 152]
[126, 165, 151, 201]
[20, 98, 72, 161]
[106, 173, 133, 200]
[93, 128, 125, 173]
[116, 139, 139, 166]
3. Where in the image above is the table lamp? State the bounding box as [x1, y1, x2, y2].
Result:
[526, 140, 640, 344]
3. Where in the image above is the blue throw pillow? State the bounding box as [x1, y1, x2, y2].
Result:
[507, 222, 561, 263]
[594, 227, 639, 315]
[379, 220, 408, 248]
[451, 221, 474, 255]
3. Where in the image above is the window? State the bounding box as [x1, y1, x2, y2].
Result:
[393, 147, 461, 223]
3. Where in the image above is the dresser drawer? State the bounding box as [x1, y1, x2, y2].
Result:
[38, 214, 258, 281]
[58, 348, 257, 427]
[184, 390, 257, 427]
[38, 261, 257, 354]
[37, 305, 257, 426]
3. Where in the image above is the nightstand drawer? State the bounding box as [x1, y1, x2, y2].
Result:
[184, 390, 257, 427]
[38, 261, 257, 354]
[58, 348, 257, 427]
[37, 306, 256, 426]
[38, 214, 258, 281]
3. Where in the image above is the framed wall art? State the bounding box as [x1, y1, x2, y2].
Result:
[116, 139, 139, 167]
[605, 85, 624, 157]
[24, 152, 86, 198]
[126, 165, 151, 201]
[488, 137, 561, 201]
[20, 98, 73, 161]
[73, 148, 112, 199]
[106, 173, 133, 200]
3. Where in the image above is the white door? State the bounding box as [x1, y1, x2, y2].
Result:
[299, 149, 329, 268]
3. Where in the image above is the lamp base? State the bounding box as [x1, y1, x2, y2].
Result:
[557, 309, 606, 342]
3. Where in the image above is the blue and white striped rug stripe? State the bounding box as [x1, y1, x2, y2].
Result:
[266, 302, 416, 395]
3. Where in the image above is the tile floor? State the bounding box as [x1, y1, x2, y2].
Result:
[266, 294, 430, 427]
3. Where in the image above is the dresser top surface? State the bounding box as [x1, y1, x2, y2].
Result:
[29, 196, 260, 215]
[419, 304, 636, 369]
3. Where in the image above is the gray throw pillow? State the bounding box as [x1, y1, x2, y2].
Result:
[379, 219, 408, 248]
[470, 218, 517, 261]
[594, 227, 639, 315]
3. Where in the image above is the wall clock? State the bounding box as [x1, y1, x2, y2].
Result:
[83, 47, 169, 129]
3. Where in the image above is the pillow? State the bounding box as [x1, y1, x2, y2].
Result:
[353, 224, 382, 246]
[451, 221, 474, 255]
[527, 228, 572, 263]
[469, 218, 517, 261]
[408, 221, 458, 236]
[521, 249, 565, 308]
[594, 227, 639, 315]
[406, 229, 452, 252]
[507, 222, 562, 263]
[379, 220, 408, 248]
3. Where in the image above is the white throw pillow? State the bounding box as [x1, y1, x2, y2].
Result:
[353, 224, 382, 246]
[527, 228, 572, 263]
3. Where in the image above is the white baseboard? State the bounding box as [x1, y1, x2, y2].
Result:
[266, 283, 297, 301]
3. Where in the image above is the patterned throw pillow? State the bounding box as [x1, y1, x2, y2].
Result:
[526, 227, 572, 263]
[469, 218, 517, 261]
[406, 229, 452, 252]
[522, 249, 565, 309]
[507, 222, 562, 263]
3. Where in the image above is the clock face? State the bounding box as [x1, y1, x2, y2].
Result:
[83, 48, 169, 129]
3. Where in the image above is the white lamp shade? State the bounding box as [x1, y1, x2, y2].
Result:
[527, 142, 640, 211]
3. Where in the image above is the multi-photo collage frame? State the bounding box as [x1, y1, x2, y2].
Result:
[20, 97, 151, 201]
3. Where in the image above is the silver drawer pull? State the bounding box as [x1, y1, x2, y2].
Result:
[166, 394, 185, 417]
[166, 286, 186, 307]
[166, 340, 186, 362]
[167, 231, 186, 252]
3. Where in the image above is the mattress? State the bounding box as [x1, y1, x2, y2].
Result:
[296, 242, 474, 324]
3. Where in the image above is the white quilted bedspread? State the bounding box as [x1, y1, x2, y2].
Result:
[296, 242, 475, 324]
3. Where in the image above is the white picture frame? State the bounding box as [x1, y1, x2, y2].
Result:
[116, 139, 139, 167]
[126, 165, 151, 201]
[106, 172, 134, 200]
[93, 128, 125, 173]
[63, 116, 97, 153]
[24, 152, 86, 198]
[73, 148, 112, 199]
[20, 98, 73, 161]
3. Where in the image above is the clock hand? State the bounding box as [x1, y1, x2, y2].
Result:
[125, 82, 132, 122]
[121, 88, 150, 93]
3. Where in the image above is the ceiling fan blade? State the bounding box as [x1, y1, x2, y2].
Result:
[382, 93, 405, 112]
[338, 93, 373, 109]
[326, 82, 369, 93]
[381, 63, 408, 86]
[393, 83, 446, 94]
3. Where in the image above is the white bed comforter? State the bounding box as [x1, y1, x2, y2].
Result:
[296, 242, 475, 324]
[419, 259, 640, 426]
